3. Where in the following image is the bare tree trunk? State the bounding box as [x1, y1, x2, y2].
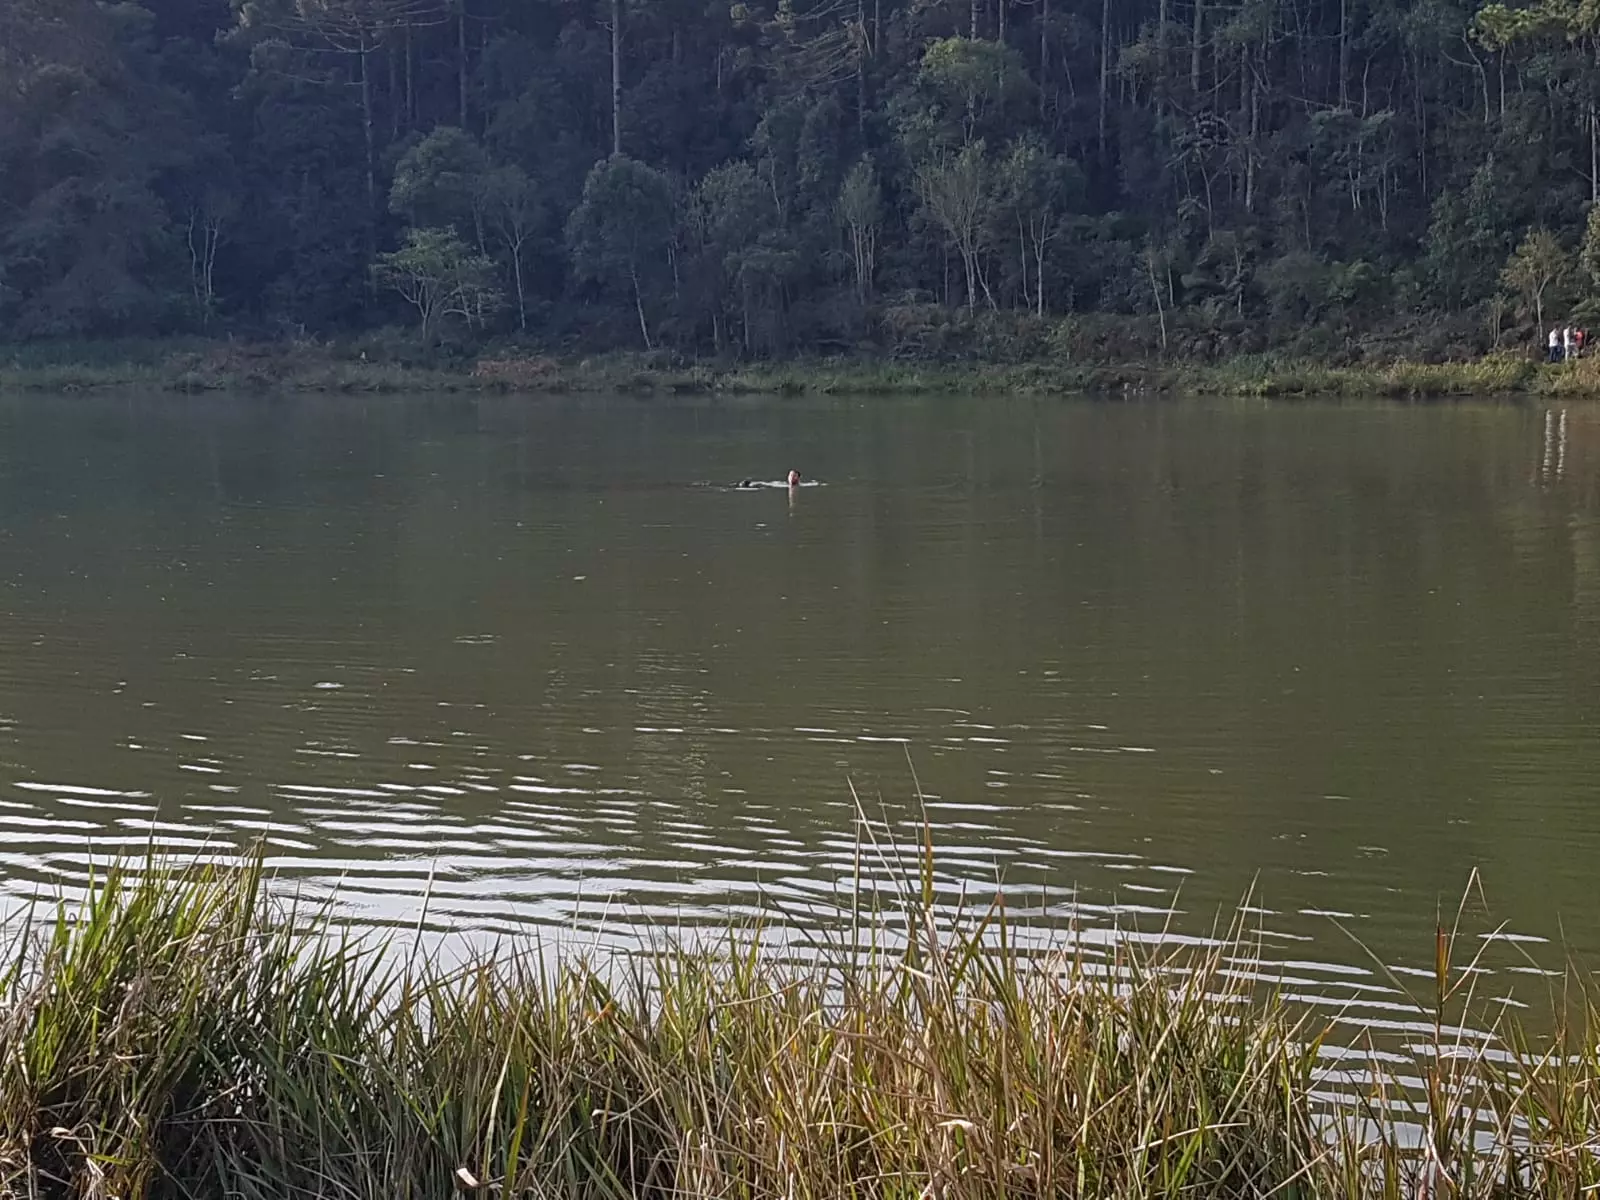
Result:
[403, 19, 415, 127]
[1097, 0, 1109, 157]
[1035, 237, 1045, 317]
[1245, 49, 1258, 212]
[359, 32, 376, 259]
[1156, 0, 1168, 115]
[632, 267, 652, 348]
[848, 223, 875, 304]
[187, 209, 223, 326]
[1146, 250, 1168, 356]
[1239, 37, 1247, 117]
[1338, 0, 1349, 108]
[388, 42, 400, 138]
[856, 0, 868, 130]
[1190, 0, 1203, 99]
[457, 0, 469, 127]
[612, 0, 624, 156]
[1017, 219, 1027, 310]
[512, 245, 527, 331]
[1414, 54, 1427, 194]
[970, 0, 979, 40]
[1461, 35, 1491, 125]
[1038, 0, 1048, 120]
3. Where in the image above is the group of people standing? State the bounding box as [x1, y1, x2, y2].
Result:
[1547, 325, 1588, 362]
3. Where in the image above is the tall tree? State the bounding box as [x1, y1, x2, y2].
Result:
[479, 166, 544, 331]
[374, 226, 501, 341]
[918, 143, 993, 313]
[1501, 227, 1570, 339]
[565, 156, 675, 348]
[838, 156, 882, 305]
[232, 0, 448, 227]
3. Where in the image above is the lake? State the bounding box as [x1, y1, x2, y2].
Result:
[0, 393, 1594, 998]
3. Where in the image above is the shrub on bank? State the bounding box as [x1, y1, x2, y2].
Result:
[1539, 354, 1600, 396]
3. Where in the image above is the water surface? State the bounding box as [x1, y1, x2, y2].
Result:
[0, 394, 1595, 997]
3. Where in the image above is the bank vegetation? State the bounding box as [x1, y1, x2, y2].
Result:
[0, 849, 1597, 1200]
[7, 327, 1600, 400]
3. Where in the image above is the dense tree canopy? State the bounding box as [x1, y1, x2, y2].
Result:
[5, 0, 1600, 359]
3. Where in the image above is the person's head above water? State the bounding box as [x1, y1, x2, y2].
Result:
[787, 469, 801, 486]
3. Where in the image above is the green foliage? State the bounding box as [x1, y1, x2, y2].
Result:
[1471, 2, 1566, 50]
[917, 143, 995, 314]
[685, 161, 782, 351]
[1501, 227, 1572, 334]
[0, 2, 197, 337]
[476, 164, 545, 330]
[994, 134, 1083, 315]
[1423, 161, 1526, 314]
[565, 157, 675, 348]
[373, 228, 502, 343]
[890, 37, 1035, 177]
[9, 0, 1600, 360]
[390, 127, 492, 236]
[1580, 205, 1600, 291]
[837, 157, 883, 304]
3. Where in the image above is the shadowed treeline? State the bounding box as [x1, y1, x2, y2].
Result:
[9, 0, 1600, 364]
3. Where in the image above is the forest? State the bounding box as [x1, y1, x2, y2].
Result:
[4, 0, 1600, 364]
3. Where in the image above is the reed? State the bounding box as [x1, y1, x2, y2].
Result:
[0, 850, 1594, 1199]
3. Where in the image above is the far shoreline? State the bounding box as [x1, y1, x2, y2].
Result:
[3, 338, 1597, 399]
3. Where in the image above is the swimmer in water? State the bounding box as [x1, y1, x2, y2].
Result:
[736, 478, 755, 488]
[787, 469, 801, 487]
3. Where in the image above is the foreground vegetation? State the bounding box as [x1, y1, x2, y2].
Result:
[8, 336, 1600, 400]
[4, 848, 1600, 1200]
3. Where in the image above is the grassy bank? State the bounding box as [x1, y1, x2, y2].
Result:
[2, 850, 1597, 1200]
[6, 337, 1600, 398]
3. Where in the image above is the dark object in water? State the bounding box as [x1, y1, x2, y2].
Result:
[695, 477, 813, 490]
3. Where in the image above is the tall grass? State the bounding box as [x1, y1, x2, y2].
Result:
[0, 849, 1596, 1199]
[1181, 355, 1539, 398]
[0, 337, 1585, 399]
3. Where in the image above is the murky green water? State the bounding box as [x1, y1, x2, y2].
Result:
[0, 393, 1595, 993]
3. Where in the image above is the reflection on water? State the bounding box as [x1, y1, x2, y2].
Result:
[0, 394, 1596, 1020]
